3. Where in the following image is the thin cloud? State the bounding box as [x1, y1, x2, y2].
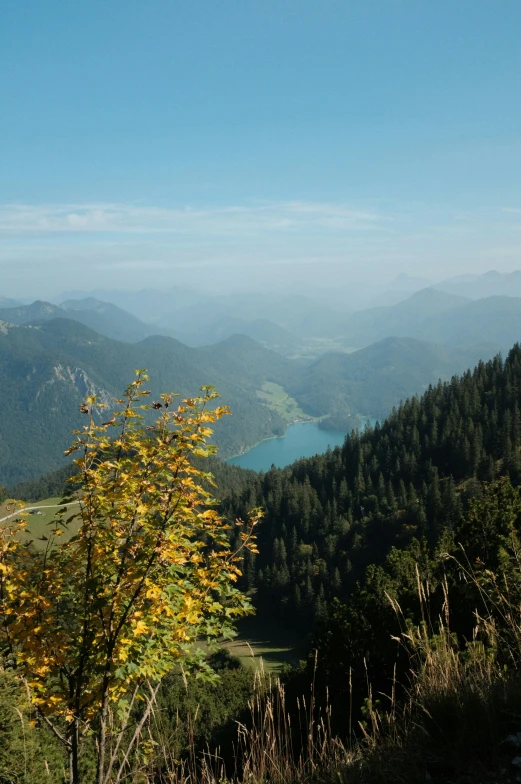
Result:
[2, 201, 520, 300]
[0, 201, 387, 236]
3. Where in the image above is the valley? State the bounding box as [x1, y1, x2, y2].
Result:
[223, 615, 303, 673]
[0, 278, 509, 486]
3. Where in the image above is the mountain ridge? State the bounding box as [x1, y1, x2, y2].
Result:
[0, 316, 501, 484]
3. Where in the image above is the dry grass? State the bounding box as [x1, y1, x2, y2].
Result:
[138, 662, 355, 784]
[126, 561, 521, 784]
[6, 556, 521, 783]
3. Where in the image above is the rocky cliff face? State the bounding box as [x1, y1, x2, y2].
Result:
[34, 364, 114, 410]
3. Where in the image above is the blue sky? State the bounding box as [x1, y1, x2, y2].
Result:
[1, 0, 521, 297]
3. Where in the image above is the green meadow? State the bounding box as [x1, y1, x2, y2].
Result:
[0, 497, 80, 549]
[256, 381, 311, 423]
[223, 614, 305, 673]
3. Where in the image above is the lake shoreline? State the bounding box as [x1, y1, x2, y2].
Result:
[227, 416, 379, 471]
[227, 421, 348, 471]
[226, 417, 315, 461]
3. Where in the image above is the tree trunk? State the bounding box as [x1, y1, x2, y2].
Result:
[96, 674, 111, 784]
[69, 719, 80, 784]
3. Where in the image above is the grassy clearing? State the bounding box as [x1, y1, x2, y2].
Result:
[223, 614, 305, 673]
[256, 382, 311, 423]
[0, 496, 81, 548]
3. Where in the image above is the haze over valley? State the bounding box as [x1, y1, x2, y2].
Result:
[0, 268, 517, 486]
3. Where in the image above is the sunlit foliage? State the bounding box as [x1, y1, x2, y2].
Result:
[0, 372, 259, 784]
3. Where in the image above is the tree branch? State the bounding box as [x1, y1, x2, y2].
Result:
[37, 707, 72, 749]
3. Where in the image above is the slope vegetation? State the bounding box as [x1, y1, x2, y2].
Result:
[222, 343, 521, 634]
[288, 336, 495, 422]
[342, 289, 521, 350]
[0, 321, 293, 484]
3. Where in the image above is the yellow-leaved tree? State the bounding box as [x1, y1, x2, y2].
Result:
[0, 372, 259, 784]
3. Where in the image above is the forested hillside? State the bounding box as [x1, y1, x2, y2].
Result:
[288, 336, 492, 423]
[221, 344, 521, 635]
[0, 320, 290, 484]
[191, 341, 521, 773]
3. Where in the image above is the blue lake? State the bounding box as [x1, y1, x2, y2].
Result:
[227, 418, 378, 472]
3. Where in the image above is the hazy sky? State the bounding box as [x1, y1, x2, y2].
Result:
[2, 0, 521, 298]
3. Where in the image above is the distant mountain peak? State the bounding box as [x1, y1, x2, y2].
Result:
[0, 298, 177, 345]
[434, 269, 521, 300]
[390, 273, 432, 290]
[408, 287, 468, 303]
[216, 333, 261, 349]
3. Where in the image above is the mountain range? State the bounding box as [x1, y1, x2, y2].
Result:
[435, 269, 521, 299]
[0, 312, 499, 485]
[48, 271, 521, 350]
[340, 289, 521, 350]
[0, 298, 175, 343]
[1, 272, 519, 484]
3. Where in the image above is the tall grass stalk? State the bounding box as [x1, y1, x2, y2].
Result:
[137, 659, 354, 784]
